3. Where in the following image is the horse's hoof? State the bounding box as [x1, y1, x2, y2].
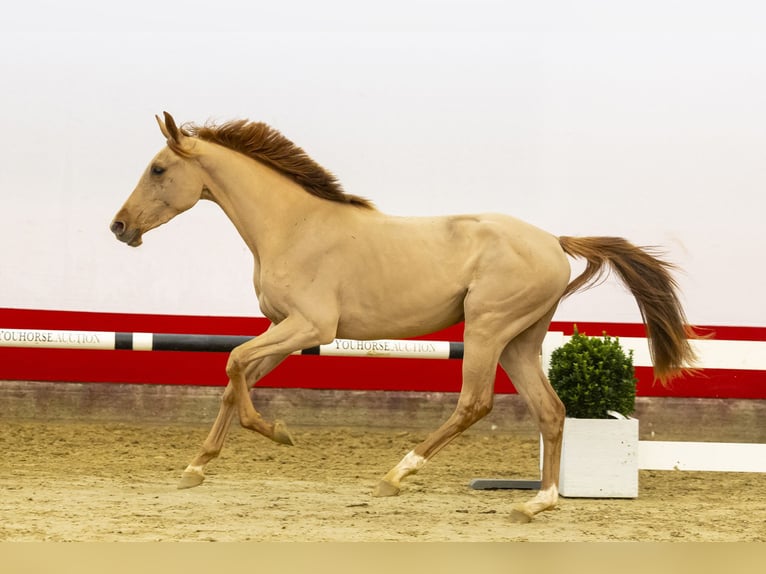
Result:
[177, 470, 205, 490]
[273, 420, 295, 446]
[372, 479, 400, 497]
[509, 505, 534, 524]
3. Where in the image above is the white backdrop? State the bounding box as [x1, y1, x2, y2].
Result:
[1, 0, 764, 327]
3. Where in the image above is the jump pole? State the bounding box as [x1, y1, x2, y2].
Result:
[0, 327, 464, 359]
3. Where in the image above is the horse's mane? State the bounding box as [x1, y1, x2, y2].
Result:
[182, 120, 374, 209]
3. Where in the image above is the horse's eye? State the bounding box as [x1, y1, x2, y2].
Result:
[151, 165, 166, 175]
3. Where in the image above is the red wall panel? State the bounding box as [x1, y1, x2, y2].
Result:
[1, 308, 763, 399]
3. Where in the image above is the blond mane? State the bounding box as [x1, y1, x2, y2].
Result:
[182, 120, 374, 209]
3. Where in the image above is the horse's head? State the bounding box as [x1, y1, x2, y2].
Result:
[110, 112, 206, 247]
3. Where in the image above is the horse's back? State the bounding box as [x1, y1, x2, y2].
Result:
[373, 212, 568, 279]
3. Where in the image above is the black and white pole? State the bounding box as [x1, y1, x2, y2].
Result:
[0, 328, 464, 360]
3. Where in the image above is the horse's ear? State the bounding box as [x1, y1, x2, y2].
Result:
[155, 111, 182, 144]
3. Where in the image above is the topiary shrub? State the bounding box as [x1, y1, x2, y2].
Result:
[548, 326, 637, 419]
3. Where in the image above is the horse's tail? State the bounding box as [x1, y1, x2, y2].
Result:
[558, 236, 697, 383]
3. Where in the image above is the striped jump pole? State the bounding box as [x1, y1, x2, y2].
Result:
[0, 327, 464, 360]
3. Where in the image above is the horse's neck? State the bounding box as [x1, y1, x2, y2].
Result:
[198, 145, 330, 258]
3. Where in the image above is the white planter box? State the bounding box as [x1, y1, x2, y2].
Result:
[556, 416, 639, 498]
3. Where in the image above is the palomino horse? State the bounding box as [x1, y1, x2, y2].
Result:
[111, 112, 695, 522]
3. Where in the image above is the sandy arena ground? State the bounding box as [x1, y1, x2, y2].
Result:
[1, 419, 764, 542]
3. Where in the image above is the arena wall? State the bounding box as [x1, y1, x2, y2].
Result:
[2, 307, 763, 399]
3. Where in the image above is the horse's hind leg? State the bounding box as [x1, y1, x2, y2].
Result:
[178, 353, 291, 489]
[373, 329, 501, 497]
[498, 314, 565, 523]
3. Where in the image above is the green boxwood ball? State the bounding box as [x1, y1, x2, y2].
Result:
[548, 327, 637, 419]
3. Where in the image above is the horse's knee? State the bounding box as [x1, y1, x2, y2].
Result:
[225, 350, 242, 379]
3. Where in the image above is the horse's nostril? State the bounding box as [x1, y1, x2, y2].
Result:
[110, 220, 125, 235]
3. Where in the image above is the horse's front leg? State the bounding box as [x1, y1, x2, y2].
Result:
[178, 353, 289, 489]
[225, 315, 335, 434]
[179, 314, 336, 489]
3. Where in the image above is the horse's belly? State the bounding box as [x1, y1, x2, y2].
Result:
[335, 285, 466, 340]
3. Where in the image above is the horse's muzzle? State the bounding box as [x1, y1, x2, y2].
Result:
[110, 220, 125, 236]
[110, 219, 143, 247]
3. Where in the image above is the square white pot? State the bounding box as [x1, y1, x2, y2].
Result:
[555, 416, 639, 498]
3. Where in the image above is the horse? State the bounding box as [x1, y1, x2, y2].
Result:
[110, 112, 696, 523]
